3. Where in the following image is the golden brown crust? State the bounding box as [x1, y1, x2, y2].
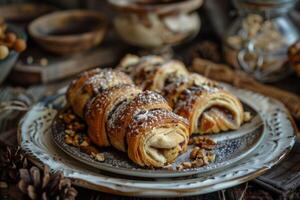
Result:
[118, 54, 247, 135]
[66, 67, 191, 168]
[174, 85, 244, 134]
[107, 90, 172, 152]
[85, 84, 141, 147]
[127, 109, 189, 167]
[133, 60, 188, 92]
[163, 73, 218, 108]
[67, 69, 132, 118]
[66, 68, 102, 109]
[118, 54, 188, 92]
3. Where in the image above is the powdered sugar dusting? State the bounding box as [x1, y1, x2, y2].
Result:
[128, 109, 188, 137]
[83, 69, 132, 94]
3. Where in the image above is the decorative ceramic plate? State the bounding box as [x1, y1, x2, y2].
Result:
[52, 102, 264, 178]
[18, 85, 297, 197]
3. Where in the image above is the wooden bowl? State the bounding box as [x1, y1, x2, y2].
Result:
[28, 10, 107, 55]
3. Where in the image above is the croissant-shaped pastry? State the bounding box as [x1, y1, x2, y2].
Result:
[163, 73, 218, 108]
[118, 54, 247, 135]
[66, 68, 190, 167]
[67, 68, 132, 118]
[118, 54, 189, 92]
[118, 54, 163, 75]
[174, 84, 244, 134]
[127, 109, 189, 167]
[85, 88, 189, 167]
[66, 68, 101, 111]
[107, 90, 172, 152]
[85, 84, 141, 147]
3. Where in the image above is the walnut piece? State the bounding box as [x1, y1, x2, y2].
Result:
[189, 136, 217, 150]
[61, 109, 105, 162]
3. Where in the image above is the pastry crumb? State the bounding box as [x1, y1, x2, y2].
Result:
[243, 112, 252, 122]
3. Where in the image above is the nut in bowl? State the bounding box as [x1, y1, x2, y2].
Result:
[108, 0, 202, 48]
[28, 10, 107, 55]
[0, 18, 27, 84]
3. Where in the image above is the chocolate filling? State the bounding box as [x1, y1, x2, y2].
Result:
[198, 106, 234, 131]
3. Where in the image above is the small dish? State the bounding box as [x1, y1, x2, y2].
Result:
[28, 10, 107, 55]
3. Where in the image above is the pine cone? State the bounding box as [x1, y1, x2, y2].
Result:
[17, 166, 78, 200]
[0, 146, 28, 182]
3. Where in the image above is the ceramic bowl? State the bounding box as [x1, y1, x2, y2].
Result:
[108, 0, 202, 48]
[28, 10, 107, 55]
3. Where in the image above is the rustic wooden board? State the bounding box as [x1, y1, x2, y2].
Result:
[8, 44, 124, 85]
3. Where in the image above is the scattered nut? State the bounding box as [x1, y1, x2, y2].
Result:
[64, 135, 73, 145]
[191, 158, 205, 168]
[65, 129, 75, 136]
[5, 32, 17, 44]
[243, 112, 252, 122]
[62, 109, 105, 162]
[92, 153, 105, 162]
[14, 39, 26, 52]
[40, 58, 48, 66]
[189, 136, 217, 150]
[206, 151, 216, 163]
[0, 45, 9, 60]
[190, 147, 205, 160]
[63, 113, 76, 124]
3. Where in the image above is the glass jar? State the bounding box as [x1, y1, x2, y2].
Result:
[224, 0, 299, 82]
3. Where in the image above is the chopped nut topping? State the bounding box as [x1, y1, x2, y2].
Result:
[189, 136, 216, 150]
[92, 152, 105, 162]
[243, 112, 252, 122]
[190, 147, 205, 160]
[206, 151, 216, 163]
[62, 113, 76, 124]
[177, 137, 217, 171]
[61, 109, 104, 162]
[191, 158, 205, 168]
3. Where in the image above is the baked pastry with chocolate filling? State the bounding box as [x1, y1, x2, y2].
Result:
[66, 68, 132, 118]
[85, 89, 189, 167]
[127, 109, 189, 167]
[118, 54, 188, 92]
[174, 84, 244, 134]
[85, 84, 141, 147]
[66, 69, 190, 167]
[163, 73, 218, 108]
[118, 54, 248, 135]
[107, 90, 172, 151]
